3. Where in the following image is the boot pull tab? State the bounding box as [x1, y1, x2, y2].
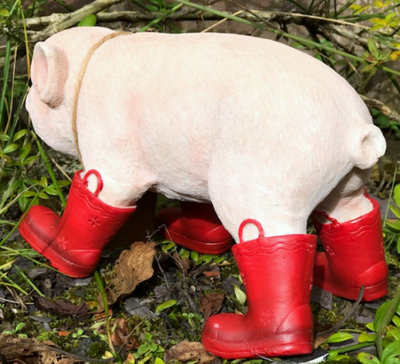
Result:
[313, 210, 339, 226]
[238, 219, 265, 243]
[82, 169, 104, 197]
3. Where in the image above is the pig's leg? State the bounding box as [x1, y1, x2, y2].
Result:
[19, 167, 139, 278]
[203, 161, 318, 358]
[312, 168, 388, 301]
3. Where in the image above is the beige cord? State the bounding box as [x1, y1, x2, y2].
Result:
[71, 31, 130, 164]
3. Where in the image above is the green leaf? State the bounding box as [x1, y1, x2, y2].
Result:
[357, 352, 381, 364]
[190, 251, 199, 263]
[387, 218, 400, 232]
[39, 176, 48, 187]
[397, 236, 400, 255]
[149, 343, 158, 352]
[382, 341, 400, 363]
[156, 299, 177, 312]
[389, 205, 400, 220]
[13, 129, 27, 141]
[375, 290, 400, 359]
[0, 8, 9, 16]
[393, 315, 400, 327]
[325, 332, 354, 344]
[366, 322, 376, 331]
[44, 186, 59, 196]
[394, 185, 400, 210]
[78, 14, 97, 26]
[387, 326, 400, 341]
[375, 300, 393, 333]
[234, 285, 247, 305]
[15, 322, 25, 331]
[3, 143, 19, 154]
[179, 248, 190, 259]
[19, 143, 31, 163]
[23, 191, 37, 198]
[37, 191, 49, 199]
[358, 332, 377, 343]
[23, 155, 38, 165]
[155, 358, 165, 364]
[0, 132, 9, 141]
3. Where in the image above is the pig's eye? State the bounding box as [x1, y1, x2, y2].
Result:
[28, 78, 32, 87]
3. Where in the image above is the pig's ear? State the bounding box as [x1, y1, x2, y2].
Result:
[31, 42, 68, 107]
[352, 124, 386, 169]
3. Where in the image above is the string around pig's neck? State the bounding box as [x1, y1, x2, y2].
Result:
[71, 31, 130, 166]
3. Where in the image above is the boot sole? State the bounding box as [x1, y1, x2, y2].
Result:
[314, 274, 388, 302]
[202, 332, 313, 359]
[19, 220, 96, 278]
[165, 229, 232, 255]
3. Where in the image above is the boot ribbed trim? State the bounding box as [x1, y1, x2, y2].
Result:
[313, 195, 381, 238]
[232, 234, 316, 258]
[73, 170, 136, 218]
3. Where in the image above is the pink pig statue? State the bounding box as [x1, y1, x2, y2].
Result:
[20, 26, 388, 359]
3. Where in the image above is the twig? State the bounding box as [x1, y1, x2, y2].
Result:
[361, 95, 400, 124]
[201, 10, 243, 32]
[316, 285, 365, 338]
[28, 0, 125, 42]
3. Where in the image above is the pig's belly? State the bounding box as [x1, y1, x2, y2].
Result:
[151, 167, 211, 202]
[153, 183, 210, 202]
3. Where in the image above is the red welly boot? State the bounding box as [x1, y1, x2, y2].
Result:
[312, 194, 387, 301]
[19, 170, 136, 278]
[158, 201, 232, 254]
[202, 219, 317, 359]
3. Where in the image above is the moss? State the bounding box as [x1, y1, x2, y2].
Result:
[312, 301, 344, 331]
[87, 340, 109, 358]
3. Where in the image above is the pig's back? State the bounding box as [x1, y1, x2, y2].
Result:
[80, 31, 372, 199]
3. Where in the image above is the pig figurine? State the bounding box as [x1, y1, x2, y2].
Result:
[20, 26, 388, 359]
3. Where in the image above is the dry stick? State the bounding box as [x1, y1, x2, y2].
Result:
[25, 8, 370, 29]
[201, 10, 243, 33]
[361, 95, 400, 124]
[316, 285, 365, 339]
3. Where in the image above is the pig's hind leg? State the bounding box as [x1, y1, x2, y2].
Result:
[312, 168, 388, 301]
[202, 158, 318, 358]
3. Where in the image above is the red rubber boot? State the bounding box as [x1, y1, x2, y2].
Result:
[202, 219, 317, 359]
[19, 170, 136, 278]
[312, 194, 388, 301]
[158, 201, 232, 254]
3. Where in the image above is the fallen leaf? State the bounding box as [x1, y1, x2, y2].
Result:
[110, 318, 139, 350]
[94, 308, 113, 321]
[0, 335, 79, 363]
[34, 296, 89, 317]
[202, 270, 220, 278]
[172, 251, 191, 272]
[57, 330, 70, 337]
[39, 350, 79, 364]
[164, 341, 217, 363]
[199, 292, 225, 320]
[105, 242, 156, 305]
[124, 352, 135, 364]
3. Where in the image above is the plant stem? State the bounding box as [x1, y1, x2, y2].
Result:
[0, 39, 11, 130]
[94, 270, 115, 355]
[138, 3, 183, 32]
[33, 132, 67, 208]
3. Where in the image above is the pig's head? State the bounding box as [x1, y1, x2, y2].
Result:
[26, 26, 113, 157]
